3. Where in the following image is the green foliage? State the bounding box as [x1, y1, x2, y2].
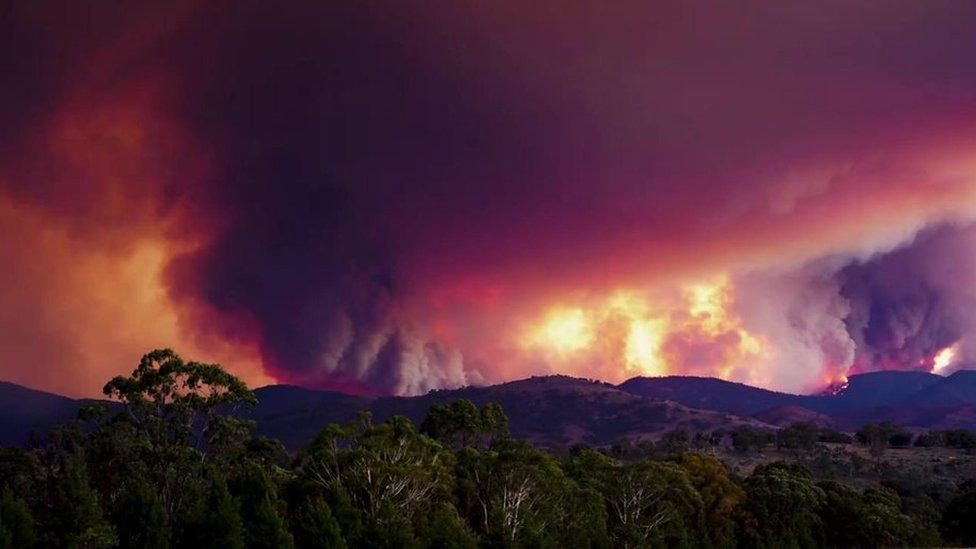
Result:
[0, 488, 34, 549]
[421, 399, 509, 448]
[233, 464, 294, 549]
[47, 453, 117, 548]
[856, 422, 912, 456]
[456, 437, 576, 544]
[942, 490, 976, 546]
[102, 348, 257, 451]
[730, 427, 774, 454]
[179, 470, 245, 549]
[916, 428, 976, 449]
[817, 427, 853, 444]
[417, 502, 478, 549]
[776, 422, 819, 451]
[658, 428, 690, 454]
[741, 462, 824, 548]
[672, 452, 744, 546]
[4, 349, 976, 548]
[291, 496, 346, 549]
[819, 481, 931, 547]
[299, 414, 453, 525]
[111, 477, 169, 549]
[568, 447, 700, 547]
[0, 446, 37, 497]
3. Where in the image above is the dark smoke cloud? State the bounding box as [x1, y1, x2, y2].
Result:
[160, 1, 540, 393]
[7, 1, 976, 395]
[839, 224, 976, 373]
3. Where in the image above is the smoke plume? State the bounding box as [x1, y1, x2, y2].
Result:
[5, 2, 976, 395]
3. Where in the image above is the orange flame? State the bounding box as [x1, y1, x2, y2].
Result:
[932, 344, 957, 374]
[521, 276, 769, 382]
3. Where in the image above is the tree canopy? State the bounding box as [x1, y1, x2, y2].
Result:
[0, 349, 972, 548]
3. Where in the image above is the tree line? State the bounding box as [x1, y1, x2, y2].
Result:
[2, 349, 976, 547]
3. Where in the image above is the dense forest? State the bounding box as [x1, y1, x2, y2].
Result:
[3, 350, 976, 548]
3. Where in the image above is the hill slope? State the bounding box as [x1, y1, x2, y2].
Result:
[617, 376, 807, 415]
[0, 381, 87, 446]
[9, 369, 976, 452]
[364, 376, 770, 448]
[244, 385, 373, 451]
[825, 371, 943, 412]
[618, 371, 949, 416]
[0, 376, 773, 452]
[902, 370, 976, 407]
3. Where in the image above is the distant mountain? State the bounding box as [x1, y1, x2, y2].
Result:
[0, 376, 772, 452]
[0, 381, 87, 446]
[617, 375, 808, 415]
[902, 370, 976, 407]
[825, 370, 943, 412]
[8, 369, 976, 452]
[617, 371, 949, 416]
[250, 376, 772, 450]
[237, 369, 976, 444]
[361, 376, 770, 449]
[820, 370, 976, 430]
[244, 385, 371, 451]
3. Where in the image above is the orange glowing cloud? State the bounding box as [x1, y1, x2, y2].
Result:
[0, 74, 271, 396]
[9, 1, 976, 397]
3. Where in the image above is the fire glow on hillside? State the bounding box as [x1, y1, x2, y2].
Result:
[932, 345, 958, 375]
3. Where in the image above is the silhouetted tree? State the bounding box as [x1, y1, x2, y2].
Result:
[672, 452, 744, 546]
[731, 427, 774, 454]
[48, 454, 117, 548]
[777, 422, 820, 451]
[0, 488, 35, 548]
[7, 348, 976, 549]
[942, 490, 976, 545]
[290, 496, 346, 549]
[111, 477, 169, 549]
[741, 462, 824, 547]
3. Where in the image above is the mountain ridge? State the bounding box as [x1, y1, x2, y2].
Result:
[4, 370, 976, 451]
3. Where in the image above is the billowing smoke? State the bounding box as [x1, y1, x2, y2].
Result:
[158, 2, 521, 394]
[7, 2, 976, 396]
[728, 224, 976, 390]
[733, 263, 856, 391]
[838, 224, 976, 374]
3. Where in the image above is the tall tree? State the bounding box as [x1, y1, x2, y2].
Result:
[111, 477, 169, 549]
[233, 464, 294, 549]
[942, 490, 976, 546]
[0, 488, 35, 549]
[741, 462, 824, 548]
[101, 349, 257, 515]
[672, 452, 744, 546]
[290, 496, 346, 549]
[48, 454, 117, 548]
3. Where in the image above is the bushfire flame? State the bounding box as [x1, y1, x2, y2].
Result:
[522, 276, 769, 382]
[933, 345, 957, 374]
[531, 307, 593, 355]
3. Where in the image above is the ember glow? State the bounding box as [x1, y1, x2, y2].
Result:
[5, 2, 976, 396]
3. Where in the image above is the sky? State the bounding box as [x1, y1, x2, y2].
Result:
[4, 1, 976, 397]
